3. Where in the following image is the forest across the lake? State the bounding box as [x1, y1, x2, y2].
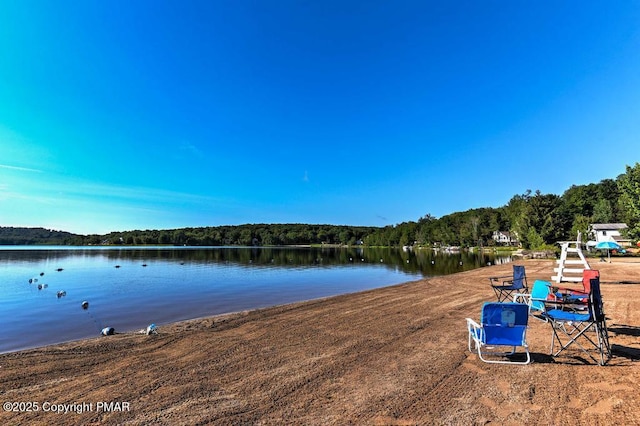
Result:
[2, 163, 640, 250]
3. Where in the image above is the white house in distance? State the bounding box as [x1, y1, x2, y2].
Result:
[588, 223, 631, 248]
[492, 231, 518, 246]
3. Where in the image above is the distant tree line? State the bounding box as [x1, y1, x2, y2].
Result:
[0, 227, 77, 245]
[364, 162, 640, 249]
[0, 224, 376, 247]
[74, 224, 378, 247]
[2, 163, 639, 249]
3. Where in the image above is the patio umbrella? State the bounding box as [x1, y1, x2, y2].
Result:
[595, 241, 622, 262]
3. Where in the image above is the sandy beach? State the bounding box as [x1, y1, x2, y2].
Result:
[1, 258, 639, 425]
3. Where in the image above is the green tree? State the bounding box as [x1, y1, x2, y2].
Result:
[570, 214, 591, 241]
[592, 199, 613, 223]
[158, 231, 170, 245]
[617, 162, 640, 241]
[338, 229, 353, 245]
[504, 191, 532, 247]
[239, 228, 253, 246]
[597, 178, 623, 222]
[527, 227, 544, 250]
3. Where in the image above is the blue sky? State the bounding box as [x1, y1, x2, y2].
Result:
[1, 1, 639, 235]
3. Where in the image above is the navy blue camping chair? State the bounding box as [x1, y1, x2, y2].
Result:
[466, 302, 531, 365]
[541, 273, 611, 366]
[490, 265, 528, 302]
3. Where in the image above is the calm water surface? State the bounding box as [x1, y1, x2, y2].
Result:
[0, 246, 510, 353]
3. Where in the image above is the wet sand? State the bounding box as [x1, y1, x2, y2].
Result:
[1, 259, 639, 425]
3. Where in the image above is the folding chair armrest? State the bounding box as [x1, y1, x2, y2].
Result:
[561, 289, 588, 296]
[530, 297, 550, 302]
[489, 274, 512, 283]
[512, 293, 531, 304]
[531, 296, 551, 309]
[466, 318, 482, 352]
[490, 274, 512, 279]
[553, 285, 586, 294]
[466, 318, 483, 335]
[539, 298, 566, 311]
[466, 318, 483, 345]
[466, 318, 481, 330]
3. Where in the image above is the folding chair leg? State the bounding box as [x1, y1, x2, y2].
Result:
[476, 344, 531, 365]
[549, 322, 609, 365]
[494, 289, 514, 303]
[492, 287, 503, 302]
[595, 323, 612, 366]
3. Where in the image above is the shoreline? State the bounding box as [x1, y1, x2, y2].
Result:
[0, 279, 424, 356]
[2, 245, 438, 355]
[2, 259, 640, 424]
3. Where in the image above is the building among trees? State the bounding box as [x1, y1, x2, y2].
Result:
[492, 231, 519, 246]
[588, 223, 631, 247]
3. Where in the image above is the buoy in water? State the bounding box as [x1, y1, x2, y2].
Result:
[81, 301, 89, 310]
[101, 327, 115, 336]
[57, 291, 66, 298]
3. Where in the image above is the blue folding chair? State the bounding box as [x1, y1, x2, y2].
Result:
[490, 265, 528, 302]
[466, 302, 531, 364]
[513, 279, 559, 322]
[541, 272, 611, 366]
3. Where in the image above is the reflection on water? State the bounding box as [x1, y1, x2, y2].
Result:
[0, 246, 510, 354]
[0, 245, 510, 274]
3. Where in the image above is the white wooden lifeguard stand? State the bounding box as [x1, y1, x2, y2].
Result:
[552, 231, 591, 283]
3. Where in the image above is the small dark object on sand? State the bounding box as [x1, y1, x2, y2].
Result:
[101, 327, 115, 336]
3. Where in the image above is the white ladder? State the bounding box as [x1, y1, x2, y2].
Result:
[552, 232, 591, 283]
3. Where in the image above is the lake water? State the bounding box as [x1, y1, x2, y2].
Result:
[0, 246, 510, 353]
